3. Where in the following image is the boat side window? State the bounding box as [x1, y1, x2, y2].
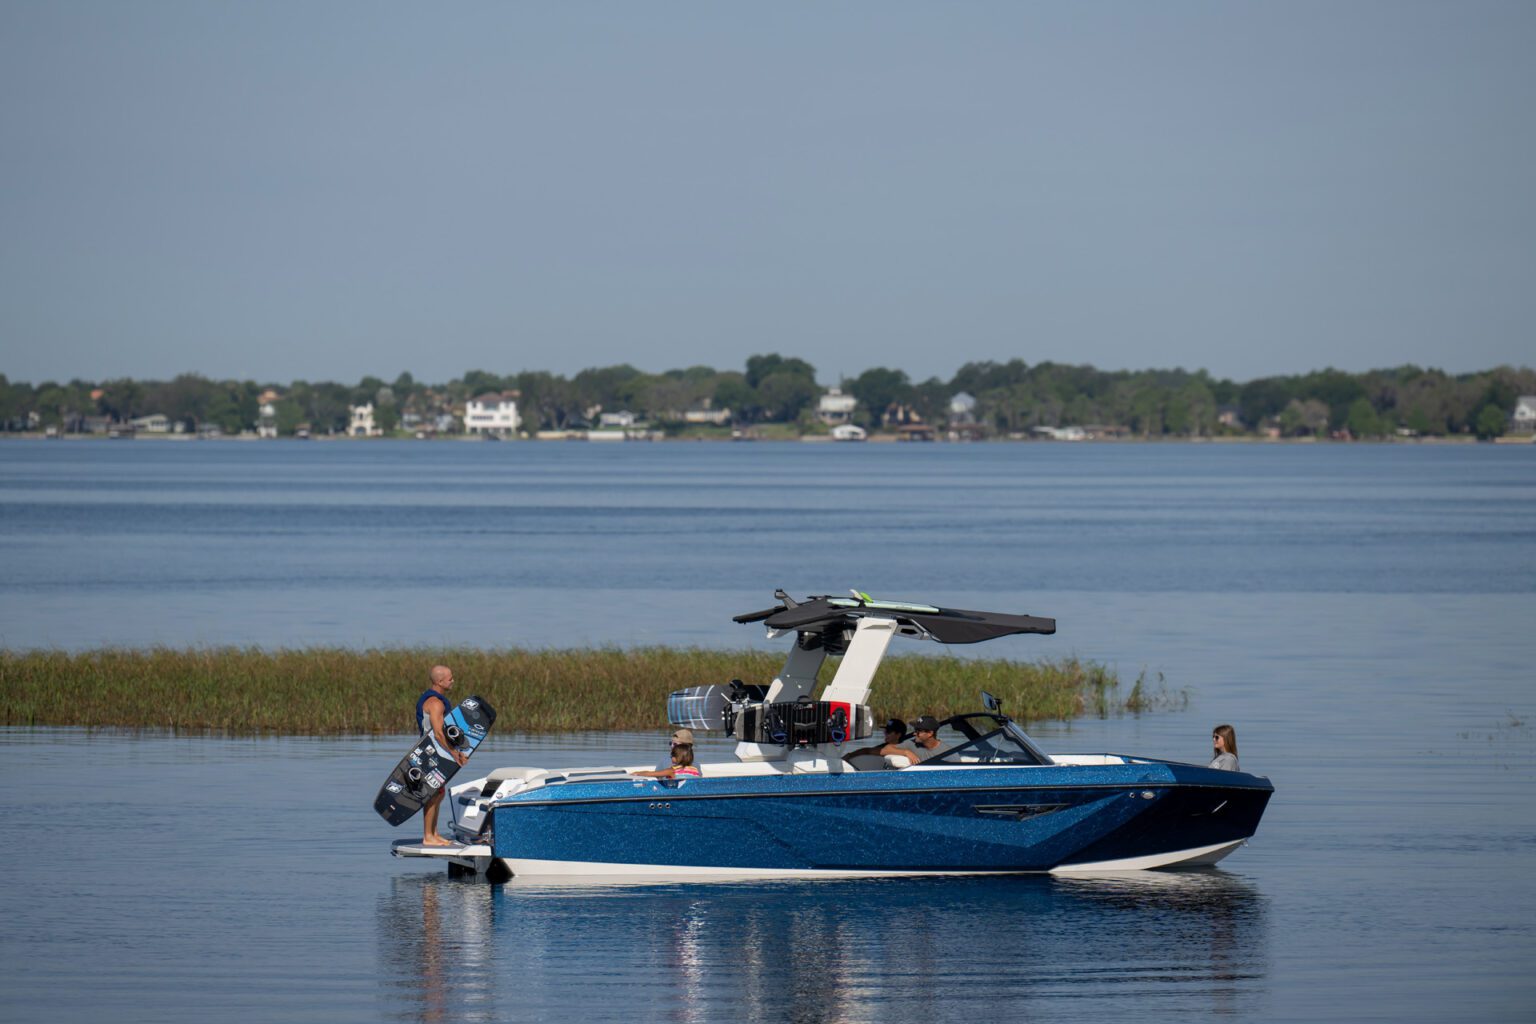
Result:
[924, 717, 982, 755]
[927, 717, 1051, 766]
[935, 721, 977, 746]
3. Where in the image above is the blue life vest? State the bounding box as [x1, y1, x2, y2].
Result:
[416, 689, 451, 736]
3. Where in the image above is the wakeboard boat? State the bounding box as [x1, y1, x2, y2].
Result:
[392, 592, 1273, 881]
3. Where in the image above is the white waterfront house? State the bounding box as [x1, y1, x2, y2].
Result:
[130, 413, 171, 434]
[349, 403, 382, 437]
[257, 402, 278, 438]
[948, 392, 977, 425]
[817, 388, 857, 425]
[465, 393, 520, 436]
[1513, 396, 1536, 431]
[599, 410, 638, 429]
[683, 400, 731, 426]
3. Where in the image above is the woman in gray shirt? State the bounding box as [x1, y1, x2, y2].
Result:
[1209, 724, 1240, 771]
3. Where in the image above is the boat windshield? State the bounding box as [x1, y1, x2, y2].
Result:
[925, 714, 1054, 766]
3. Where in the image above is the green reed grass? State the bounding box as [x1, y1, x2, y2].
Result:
[0, 647, 1167, 735]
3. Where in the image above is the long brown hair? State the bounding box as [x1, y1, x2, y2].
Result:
[671, 743, 695, 769]
[1212, 724, 1238, 756]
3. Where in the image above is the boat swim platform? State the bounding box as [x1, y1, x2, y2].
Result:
[391, 839, 492, 859]
[391, 838, 506, 879]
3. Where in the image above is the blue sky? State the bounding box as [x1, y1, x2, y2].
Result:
[2, 2, 1531, 386]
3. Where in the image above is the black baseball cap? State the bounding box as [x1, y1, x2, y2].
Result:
[884, 718, 907, 735]
[911, 715, 939, 733]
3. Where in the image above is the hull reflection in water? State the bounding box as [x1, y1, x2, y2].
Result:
[375, 871, 1269, 1023]
[376, 875, 499, 1024]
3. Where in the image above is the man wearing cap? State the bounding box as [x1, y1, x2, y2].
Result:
[844, 718, 921, 767]
[909, 715, 944, 760]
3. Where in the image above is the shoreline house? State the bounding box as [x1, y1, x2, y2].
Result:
[817, 388, 857, 426]
[349, 403, 382, 437]
[465, 392, 521, 437]
[1513, 396, 1536, 433]
[682, 399, 732, 426]
[883, 402, 925, 431]
[947, 391, 985, 440]
[948, 392, 977, 426]
[599, 410, 638, 429]
[400, 397, 460, 437]
[257, 403, 278, 438]
[257, 389, 280, 438]
[130, 413, 171, 434]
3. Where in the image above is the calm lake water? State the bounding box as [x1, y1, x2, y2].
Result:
[1, 439, 1533, 1022]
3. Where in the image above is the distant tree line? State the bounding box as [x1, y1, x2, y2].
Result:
[1, 358, 1531, 439]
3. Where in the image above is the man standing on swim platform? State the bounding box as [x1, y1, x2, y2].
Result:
[418, 665, 468, 847]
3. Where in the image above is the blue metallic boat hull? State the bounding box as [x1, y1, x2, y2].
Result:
[489, 763, 1273, 875]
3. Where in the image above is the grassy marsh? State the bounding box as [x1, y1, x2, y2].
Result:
[0, 647, 1172, 735]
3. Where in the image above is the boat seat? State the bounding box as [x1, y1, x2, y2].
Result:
[478, 766, 549, 797]
[484, 766, 548, 785]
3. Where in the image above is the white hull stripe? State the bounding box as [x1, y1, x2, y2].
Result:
[498, 857, 1013, 880]
[1048, 838, 1246, 874]
[491, 839, 1247, 881]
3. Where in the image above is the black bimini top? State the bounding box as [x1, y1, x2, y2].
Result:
[734, 592, 1055, 648]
